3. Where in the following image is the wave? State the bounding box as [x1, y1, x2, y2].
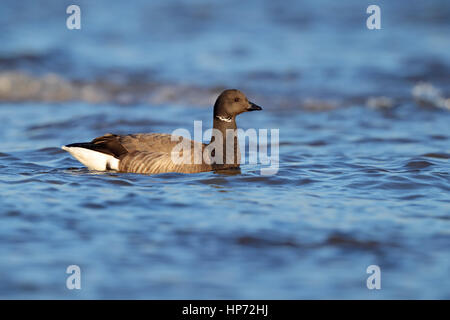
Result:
[0, 71, 223, 106]
[0, 71, 449, 113]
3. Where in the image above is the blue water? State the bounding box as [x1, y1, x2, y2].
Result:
[0, 0, 449, 299]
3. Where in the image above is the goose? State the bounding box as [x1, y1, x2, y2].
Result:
[62, 89, 262, 174]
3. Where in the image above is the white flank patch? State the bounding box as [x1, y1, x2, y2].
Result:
[62, 146, 119, 171]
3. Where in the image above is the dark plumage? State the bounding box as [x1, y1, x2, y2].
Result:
[62, 89, 262, 174]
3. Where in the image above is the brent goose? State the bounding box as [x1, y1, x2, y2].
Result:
[62, 89, 262, 174]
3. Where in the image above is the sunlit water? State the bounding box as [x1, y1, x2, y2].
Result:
[1, 102, 449, 299]
[0, 0, 449, 299]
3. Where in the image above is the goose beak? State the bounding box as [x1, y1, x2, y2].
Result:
[247, 101, 262, 111]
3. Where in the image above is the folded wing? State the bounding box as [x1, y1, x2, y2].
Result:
[87, 133, 211, 174]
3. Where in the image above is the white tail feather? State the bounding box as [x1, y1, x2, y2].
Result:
[62, 146, 119, 171]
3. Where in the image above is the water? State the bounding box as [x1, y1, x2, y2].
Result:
[0, 0, 449, 299]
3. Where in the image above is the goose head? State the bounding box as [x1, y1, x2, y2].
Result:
[213, 89, 262, 120]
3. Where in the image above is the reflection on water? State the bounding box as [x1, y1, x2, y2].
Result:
[0, 102, 449, 299]
[0, 0, 449, 299]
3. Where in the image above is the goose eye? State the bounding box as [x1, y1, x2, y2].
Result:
[234, 97, 240, 102]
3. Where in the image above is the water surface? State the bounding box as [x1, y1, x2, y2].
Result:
[0, 0, 449, 299]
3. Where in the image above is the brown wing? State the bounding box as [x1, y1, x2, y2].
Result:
[88, 133, 212, 174]
[91, 133, 205, 155]
[118, 133, 205, 154]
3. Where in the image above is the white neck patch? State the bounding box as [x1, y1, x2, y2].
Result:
[215, 115, 233, 122]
